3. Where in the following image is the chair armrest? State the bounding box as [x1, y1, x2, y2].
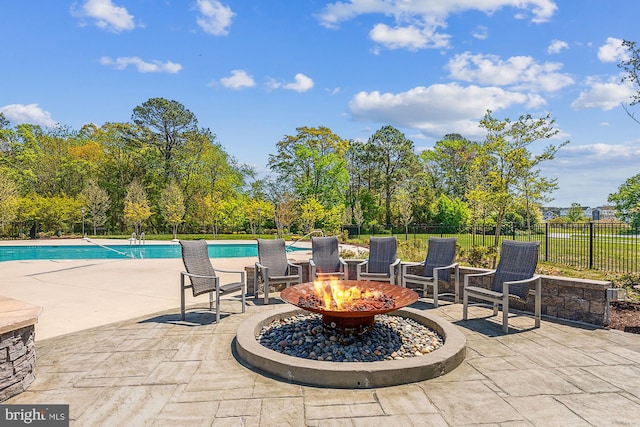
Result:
[181, 271, 217, 280]
[433, 262, 458, 280]
[391, 258, 401, 268]
[463, 269, 495, 288]
[338, 257, 347, 268]
[402, 261, 424, 275]
[503, 275, 541, 296]
[309, 259, 317, 267]
[255, 262, 269, 279]
[288, 261, 302, 275]
[356, 260, 368, 274]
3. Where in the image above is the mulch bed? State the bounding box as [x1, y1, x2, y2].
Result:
[608, 301, 640, 334]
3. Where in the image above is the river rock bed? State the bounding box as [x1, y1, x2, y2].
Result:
[256, 313, 443, 362]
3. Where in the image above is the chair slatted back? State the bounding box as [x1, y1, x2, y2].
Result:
[368, 236, 397, 274]
[492, 240, 540, 299]
[258, 238, 289, 276]
[423, 237, 457, 281]
[180, 240, 216, 297]
[311, 236, 340, 273]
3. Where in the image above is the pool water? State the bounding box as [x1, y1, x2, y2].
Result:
[0, 243, 305, 262]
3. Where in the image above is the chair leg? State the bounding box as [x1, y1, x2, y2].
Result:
[216, 291, 220, 324]
[535, 277, 541, 328]
[493, 303, 499, 316]
[502, 294, 509, 333]
[433, 279, 439, 308]
[209, 291, 214, 311]
[241, 288, 246, 313]
[462, 291, 468, 320]
[264, 280, 269, 305]
[181, 274, 186, 321]
[453, 266, 460, 304]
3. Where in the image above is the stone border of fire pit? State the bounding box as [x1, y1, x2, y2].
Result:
[235, 306, 466, 388]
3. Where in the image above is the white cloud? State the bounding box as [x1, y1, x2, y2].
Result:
[218, 70, 255, 89]
[547, 39, 568, 54]
[539, 143, 640, 205]
[0, 104, 57, 127]
[598, 37, 629, 63]
[196, 0, 234, 36]
[471, 25, 489, 40]
[446, 52, 574, 92]
[99, 56, 182, 73]
[272, 74, 314, 93]
[571, 75, 635, 110]
[317, 0, 557, 50]
[348, 83, 545, 139]
[369, 22, 450, 50]
[73, 0, 135, 32]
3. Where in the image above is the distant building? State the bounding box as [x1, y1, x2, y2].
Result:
[540, 205, 615, 221]
[592, 206, 617, 221]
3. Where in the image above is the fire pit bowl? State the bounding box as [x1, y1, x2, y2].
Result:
[281, 280, 419, 333]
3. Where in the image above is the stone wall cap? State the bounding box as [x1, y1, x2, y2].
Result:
[0, 295, 43, 335]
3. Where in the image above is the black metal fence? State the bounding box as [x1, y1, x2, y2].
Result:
[347, 222, 640, 274]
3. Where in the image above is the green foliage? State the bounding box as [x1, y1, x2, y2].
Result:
[158, 180, 185, 238]
[462, 245, 498, 268]
[268, 126, 349, 208]
[566, 202, 588, 223]
[124, 179, 152, 234]
[470, 110, 569, 246]
[608, 172, 640, 227]
[431, 194, 470, 232]
[80, 179, 110, 235]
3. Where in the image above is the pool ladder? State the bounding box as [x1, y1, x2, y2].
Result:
[129, 232, 146, 246]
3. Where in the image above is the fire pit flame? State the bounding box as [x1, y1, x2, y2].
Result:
[281, 280, 418, 333]
[299, 279, 395, 312]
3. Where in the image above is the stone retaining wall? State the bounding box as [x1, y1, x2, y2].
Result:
[0, 326, 36, 402]
[0, 296, 42, 402]
[245, 259, 612, 327]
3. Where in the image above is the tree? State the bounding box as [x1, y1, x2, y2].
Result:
[0, 173, 19, 232]
[392, 188, 413, 240]
[432, 194, 470, 232]
[472, 110, 569, 247]
[80, 180, 110, 235]
[566, 202, 588, 223]
[367, 125, 418, 225]
[353, 200, 364, 238]
[124, 179, 152, 235]
[131, 98, 198, 178]
[268, 126, 349, 207]
[608, 172, 640, 227]
[273, 191, 297, 237]
[299, 197, 324, 233]
[420, 134, 478, 200]
[618, 40, 640, 124]
[158, 180, 185, 239]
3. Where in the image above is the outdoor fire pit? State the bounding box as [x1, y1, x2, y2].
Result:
[235, 279, 467, 388]
[280, 280, 418, 333]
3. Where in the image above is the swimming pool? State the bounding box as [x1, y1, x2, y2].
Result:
[0, 243, 306, 262]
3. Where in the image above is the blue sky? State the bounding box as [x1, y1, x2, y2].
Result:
[2, 1, 640, 208]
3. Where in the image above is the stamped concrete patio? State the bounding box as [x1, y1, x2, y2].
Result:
[5, 298, 640, 426]
[2, 239, 640, 425]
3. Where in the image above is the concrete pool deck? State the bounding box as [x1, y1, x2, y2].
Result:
[0, 238, 313, 339]
[2, 238, 640, 425]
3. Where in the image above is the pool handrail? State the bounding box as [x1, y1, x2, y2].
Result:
[287, 230, 324, 249]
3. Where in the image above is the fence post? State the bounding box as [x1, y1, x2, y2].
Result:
[589, 222, 594, 269]
[545, 222, 549, 262]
